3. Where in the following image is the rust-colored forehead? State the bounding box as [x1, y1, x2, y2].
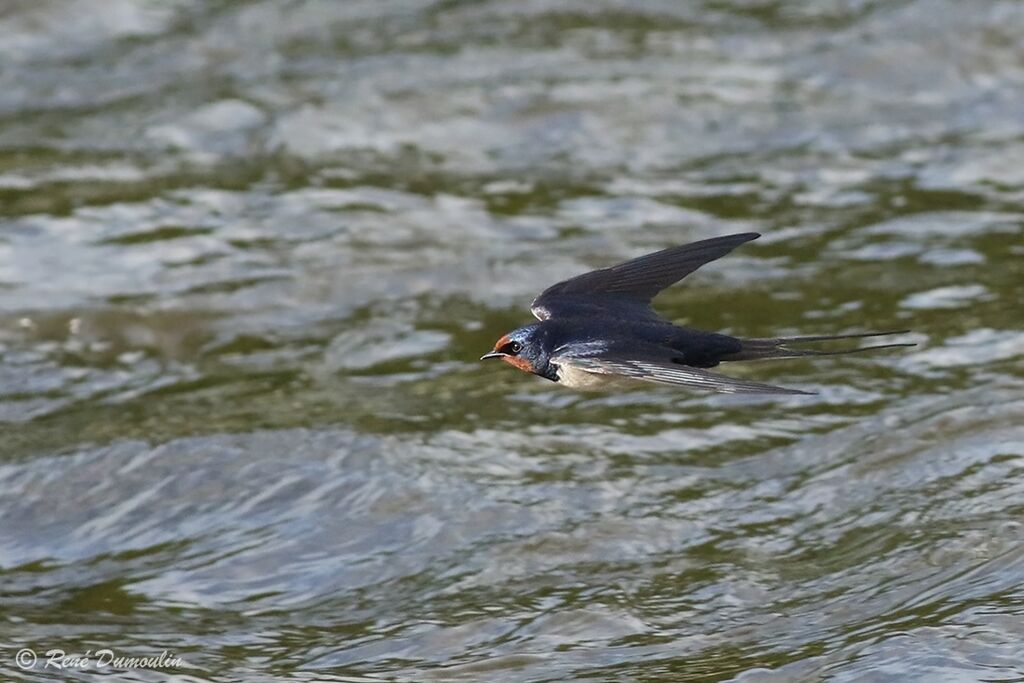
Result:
[490, 332, 534, 373]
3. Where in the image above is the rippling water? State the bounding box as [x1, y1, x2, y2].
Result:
[2, 1, 1023, 681]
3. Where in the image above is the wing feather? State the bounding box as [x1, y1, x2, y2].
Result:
[531, 233, 759, 321]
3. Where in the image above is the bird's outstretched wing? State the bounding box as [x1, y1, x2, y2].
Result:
[531, 232, 760, 321]
[555, 348, 812, 395]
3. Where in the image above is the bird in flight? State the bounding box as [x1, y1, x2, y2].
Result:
[480, 233, 912, 395]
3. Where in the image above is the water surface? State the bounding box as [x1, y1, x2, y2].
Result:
[2, 1, 1024, 681]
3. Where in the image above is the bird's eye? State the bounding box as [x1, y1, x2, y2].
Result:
[504, 341, 523, 355]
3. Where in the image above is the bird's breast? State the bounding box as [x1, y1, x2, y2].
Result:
[554, 361, 635, 391]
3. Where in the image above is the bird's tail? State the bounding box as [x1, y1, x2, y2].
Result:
[725, 330, 915, 361]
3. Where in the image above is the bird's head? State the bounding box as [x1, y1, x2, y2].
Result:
[480, 324, 549, 376]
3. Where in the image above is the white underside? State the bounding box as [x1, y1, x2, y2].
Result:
[554, 362, 635, 391]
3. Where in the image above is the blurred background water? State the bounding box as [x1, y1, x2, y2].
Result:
[1, 1, 1023, 681]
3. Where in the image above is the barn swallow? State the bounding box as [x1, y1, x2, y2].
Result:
[481, 233, 913, 394]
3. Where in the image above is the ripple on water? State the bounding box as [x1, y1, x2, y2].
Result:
[900, 284, 992, 310]
[2, 0, 1024, 680]
[2, 385, 1023, 679]
[907, 329, 1024, 369]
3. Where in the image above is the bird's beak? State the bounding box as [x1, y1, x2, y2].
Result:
[480, 352, 505, 361]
